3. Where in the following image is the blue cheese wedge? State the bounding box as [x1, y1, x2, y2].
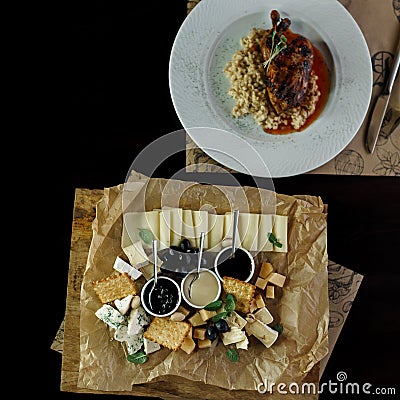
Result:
[127, 306, 151, 336]
[95, 304, 125, 329]
[125, 333, 144, 355]
[114, 294, 134, 315]
[143, 337, 161, 354]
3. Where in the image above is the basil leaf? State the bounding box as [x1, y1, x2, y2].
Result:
[204, 299, 223, 311]
[226, 348, 239, 362]
[139, 228, 154, 245]
[272, 323, 284, 335]
[224, 293, 235, 314]
[267, 232, 282, 247]
[212, 311, 228, 322]
[127, 350, 147, 364]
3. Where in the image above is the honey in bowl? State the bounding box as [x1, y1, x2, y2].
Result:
[181, 268, 221, 308]
[214, 247, 255, 282]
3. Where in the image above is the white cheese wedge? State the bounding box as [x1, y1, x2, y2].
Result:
[95, 304, 125, 329]
[253, 306, 274, 325]
[114, 294, 134, 315]
[143, 337, 161, 355]
[121, 241, 149, 270]
[113, 255, 143, 280]
[127, 306, 151, 336]
[221, 326, 247, 346]
[236, 335, 249, 350]
[245, 320, 278, 348]
[225, 311, 247, 330]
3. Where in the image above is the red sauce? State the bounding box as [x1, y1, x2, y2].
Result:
[264, 31, 331, 135]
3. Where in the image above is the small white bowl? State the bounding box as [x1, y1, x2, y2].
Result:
[141, 276, 181, 317]
[181, 268, 221, 309]
[214, 246, 255, 283]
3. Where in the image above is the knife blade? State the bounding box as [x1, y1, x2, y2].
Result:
[366, 39, 400, 154]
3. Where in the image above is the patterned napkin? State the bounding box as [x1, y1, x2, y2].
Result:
[185, 0, 400, 176]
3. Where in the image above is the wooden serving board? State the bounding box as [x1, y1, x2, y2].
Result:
[60, 188, 319, 399]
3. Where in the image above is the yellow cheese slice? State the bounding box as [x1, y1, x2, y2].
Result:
[257, 214, 274, 251]
[169, 207, 183, 247]
[208, 214, 224, 251]
[122, 211, 159, 249]
[272, 215, 288, 252]
[192, 210, 208, 248]
[239, 213, 260, 251]
[182, 209, 196, 245]
[159, 209, 171, 249]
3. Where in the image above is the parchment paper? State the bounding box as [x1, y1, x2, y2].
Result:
[185, 0, 400, 176]
[77, 172, 329, 392]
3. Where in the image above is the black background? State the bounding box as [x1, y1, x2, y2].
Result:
[45, 1, 399, 398]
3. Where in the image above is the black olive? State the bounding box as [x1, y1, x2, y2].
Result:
[206, 325, 218, 341]
[214, 319, 229, 333]
[170, 245, 181, 252]
[179, 238, 192, 252]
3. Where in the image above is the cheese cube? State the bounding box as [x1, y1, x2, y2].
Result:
[197, 338, 212, 349]
[265, 285, 275, 299]
[199, 309, 216, 322]
[144, 337, 161, 354]
[268, 272, 286, 287]
[188, 312, 206, 327]
[255, 294, 265, 308]
[255, 277, 268, 290]
[181, 336, 196, 354]
[193, 327, 207, 340]
[177, 305, 190, 317]
[259, 262, 274, 279]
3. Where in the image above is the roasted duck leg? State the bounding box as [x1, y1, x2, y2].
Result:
[261, 10, 314, 113]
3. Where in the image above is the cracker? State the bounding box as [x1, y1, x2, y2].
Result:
[222, 276, 256, 314]
[144, 317, 191, 351]
[92, 272, 138, 303]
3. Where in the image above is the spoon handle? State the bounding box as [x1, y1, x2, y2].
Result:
[152, 239, 158, 286]
[197, 232, 205, 273]
[231, 210, 239, 256]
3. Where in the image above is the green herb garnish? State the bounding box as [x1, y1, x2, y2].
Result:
[138, 228, 154, 245]
[127, 350, 148, 364]
[267, 232, 283, 248]
[263, 29, 287, 71]
[272, 323, 284, 335]
[212, 311, 228, 322]
[204, 299, 223, 311]
[224, 293, 236, 315]
[226, 348, 239, 362]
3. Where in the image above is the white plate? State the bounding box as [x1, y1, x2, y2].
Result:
[169, 0, 372, 177]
